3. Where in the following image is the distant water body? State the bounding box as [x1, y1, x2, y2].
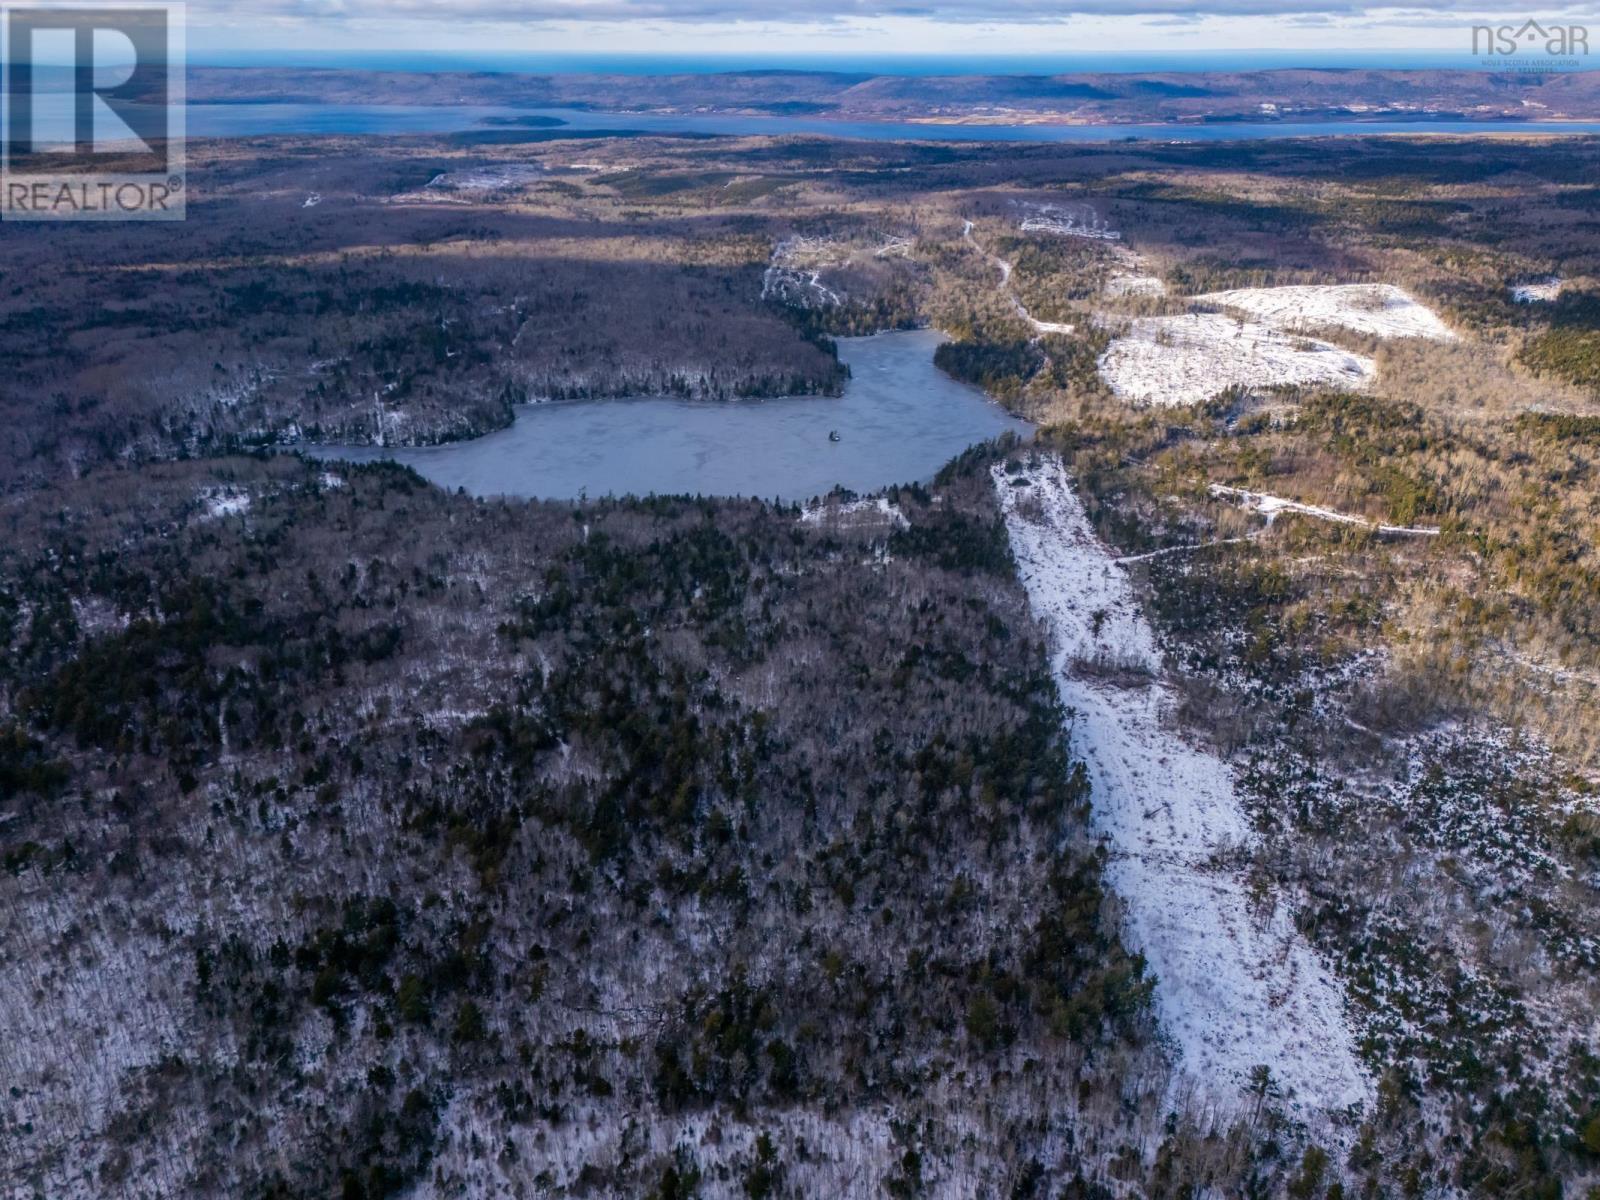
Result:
[195, 50, 1508, 75]
[309, 330, 1031, 503]
[185, 103, 1600, 143]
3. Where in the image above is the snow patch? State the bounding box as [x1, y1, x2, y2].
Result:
[1511, 277, 1563, 304]
[197, 487, 251, 521]
[994, 454, 1371, 1117]
[1194, 284, 1456, 341]
[426, 163, 544, 193]
[798, 496, 909, 532]
[1098, 313, 1375, 406]
[1015, 200, 1120, 241]
[762, 232, 917, 310]
[762, 236, 845, 308]
[1209, 483, 1441, 537]
[1101, 245, 1167, 300]
[70, 596, 129, 636]
[1104, 272, 1167, 299]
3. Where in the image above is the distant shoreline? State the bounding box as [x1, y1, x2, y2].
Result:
[178, 98, 1600, 145]
[183, 65, 1600, 131]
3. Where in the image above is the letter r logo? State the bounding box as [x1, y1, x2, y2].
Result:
[4, 7, 172, 170]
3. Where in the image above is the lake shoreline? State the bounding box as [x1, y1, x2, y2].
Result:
[307, 330, 1032, 503]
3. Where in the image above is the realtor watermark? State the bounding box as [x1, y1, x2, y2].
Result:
[1, 4, 185, 220]
[1472, 18, 1590, 72]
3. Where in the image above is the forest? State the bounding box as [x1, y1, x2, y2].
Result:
[4, 126, 1600, 1197]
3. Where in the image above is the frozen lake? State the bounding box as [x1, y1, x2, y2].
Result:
[310, 329, 1031, 502]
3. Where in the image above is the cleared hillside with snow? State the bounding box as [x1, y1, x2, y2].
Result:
[994, 454, 1372, 1118]
[1195, 284, 1456, 341]
[1511, 277, 1563, 303]
[1098, 313, 1375, 406]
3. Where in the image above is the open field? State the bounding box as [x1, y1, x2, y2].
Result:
[1096, 313, 1376, 405]
[1194, 283, 1457, 341]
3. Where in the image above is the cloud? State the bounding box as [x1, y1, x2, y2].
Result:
[188, 0, 1552, 24]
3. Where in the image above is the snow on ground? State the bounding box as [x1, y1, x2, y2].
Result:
[1195, 284, 1457, 341]
[798, 495, 909, 532]
[1098, 313, 1375, 406]
[1511, 277, 1563, 303]
[1015, 200, 1121, 241]
[1102, 245, 1167, 299]
[762, 232, 916, 309]
[70, 596, 129, 636]
[426, 163, 545, 193]
[962, 220, 1076, 336]
[762, 236, 845, 308]
[197, 487, 251, 521]
[1025, 314, 1076, 336]
[994, 454, 1371, 1117]
[1209, 484, 1441, 537]
[1104, 271, 1167, 299]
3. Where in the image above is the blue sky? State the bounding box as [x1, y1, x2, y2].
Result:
[178, 2, 1600, 61]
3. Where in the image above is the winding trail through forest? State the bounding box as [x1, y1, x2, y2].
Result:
[994, 453, 1371, 1118]
[961, 220, 1076, 336]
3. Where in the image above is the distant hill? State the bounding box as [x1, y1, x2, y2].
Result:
[185, 65, 1600, 124]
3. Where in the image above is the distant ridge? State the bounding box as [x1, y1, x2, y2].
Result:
[185, 65, 1600, 125]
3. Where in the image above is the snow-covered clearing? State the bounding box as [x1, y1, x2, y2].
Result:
[1195, 284, 1456, 341]
[762, 236, 846, 308]
[1101, 244, 1167, 299]
[1098, 313, 1375, 406]
[798, 495, 909, 532]
[994, 454, 1371, 1117]
[1104, 271, 1167, 299]
[1511, 277, 1563, 303]
[197, 487, 251, 521]
[426, 163, 545, 193]
[1024, 314, 1076, 336]
[1209, 484, 1441, 537]
[1015, 200, 1121, 241]
[761, 232, 918, 309]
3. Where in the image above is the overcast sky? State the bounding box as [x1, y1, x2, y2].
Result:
[174, 0, 1600, 59]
